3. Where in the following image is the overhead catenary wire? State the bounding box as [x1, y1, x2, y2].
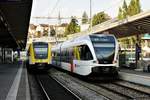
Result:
[49, 0, 60, 16]
[33, 0, 124, 22]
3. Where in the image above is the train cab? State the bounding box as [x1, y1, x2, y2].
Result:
[27, 41, 51, 70]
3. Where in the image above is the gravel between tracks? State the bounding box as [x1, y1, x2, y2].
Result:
[114, 81, 150, 94]
[49, 68, 130, 100]
[98, 83, 150, 100]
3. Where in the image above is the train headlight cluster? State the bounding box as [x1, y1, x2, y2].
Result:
[112, 60, 117, 64]
[93, 60, 99, 64]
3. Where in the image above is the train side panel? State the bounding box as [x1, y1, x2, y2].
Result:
[51, 34, 119, 76]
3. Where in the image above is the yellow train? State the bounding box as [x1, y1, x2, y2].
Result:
[26, 41, 51, 70]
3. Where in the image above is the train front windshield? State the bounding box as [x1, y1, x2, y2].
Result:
[33, 42, 48, 59]
[90, 35, 115, 64]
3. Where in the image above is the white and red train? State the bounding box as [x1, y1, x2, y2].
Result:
[51, 34, 119, 76]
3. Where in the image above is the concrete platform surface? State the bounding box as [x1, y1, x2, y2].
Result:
[119, 69, 150, 87]
[0, 63, 30, 100]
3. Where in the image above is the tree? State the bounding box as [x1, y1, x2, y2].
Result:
[122, 0, 128, 18]
[135, 0, 141, 14]
[64, 17, 80, 36]
[127, 0, 141, 16]
[50, 26, 56, 36]
[43, 29, 48, 36]
[92, 12, 110, 26]
[118, 0, 141, 20]
[118, 0, 128, 19]
[37, 31, 41, 38]
[123, 0, 128, 12]
[128, 0, 136, 16]
[118, 7, 123, 20]
[82, 11, 88, 24]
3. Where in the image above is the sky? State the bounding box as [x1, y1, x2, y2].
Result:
[30, 0, 150, 24]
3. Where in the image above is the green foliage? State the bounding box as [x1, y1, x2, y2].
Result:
[64, 17, 80, 36]
[43, 29, 48, 36]
[118, 7, 123, 20]
[57, 34, 65, 38]
[37, 31, 41, 38]
[128, 0, 136, 16]
[136, 0, 141, 14]
[131, 37, 136, 44]
[82, 11, 88, 24]
[118, 0, 141, 20]
[123, 0, 128, 12]
[50, 27, 56, 36]
[122, 0, 128, 18]
[92, 12, 110, 26]
[118, 0, 128, 19]
[129, 0, 141, 15]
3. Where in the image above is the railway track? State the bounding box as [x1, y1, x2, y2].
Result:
[96, 81, 150, 100]
[49, 68, 150, 100]
[113, 81, 150, 95]
[36, 74, 81, 100]
[49, 68, 124, 100]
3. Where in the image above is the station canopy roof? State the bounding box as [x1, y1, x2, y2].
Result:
[0, 0, 32, 49]
[70, 10, 150, 39]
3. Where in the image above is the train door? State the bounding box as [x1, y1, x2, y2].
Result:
[73, 45, 94, 75]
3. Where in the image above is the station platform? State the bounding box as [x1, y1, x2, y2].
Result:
[119, 68, 150, 87]
[0, 62, 30, 100]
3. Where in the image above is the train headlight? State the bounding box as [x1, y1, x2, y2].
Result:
[93, 60, 99, 64]
[113, 60, 117, 64]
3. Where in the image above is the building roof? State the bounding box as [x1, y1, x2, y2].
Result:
[0, 0, 32, 49]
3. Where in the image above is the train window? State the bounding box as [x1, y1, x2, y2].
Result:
[65, 49, 68, 62]
[80, 45, 93, 60]
[64, 50, 66, 56]
[69, 48, 73, 57]
[61, 51, 63, 56]
[54, 52, 56, 57]
[58, 52, 59, 56]
[61, 50, 66, 62]
[66, 50, 69, 57]
[60, 48, 74, 63]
